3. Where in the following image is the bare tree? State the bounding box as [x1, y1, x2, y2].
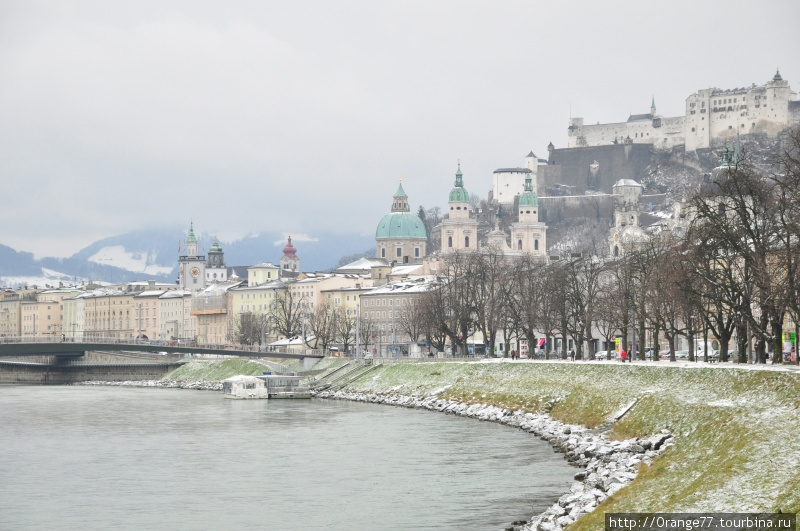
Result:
[269, 290, 304, 340]
[304, 302, 336, 351]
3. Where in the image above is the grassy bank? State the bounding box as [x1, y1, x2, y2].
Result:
[342, 361, 800, 523]
[161, 358, 800, 523]
[163, 359, 269, 381]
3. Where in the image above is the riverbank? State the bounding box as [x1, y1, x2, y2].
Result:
[336, 360, 800, 529]
[316, 388, 672, 530]
[78, 358, 800, 528]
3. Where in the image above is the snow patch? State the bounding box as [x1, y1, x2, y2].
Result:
[88, 246, 173, 276]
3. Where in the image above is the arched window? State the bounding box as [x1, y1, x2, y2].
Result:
[464, 236, 470, 248]
[517, 239, 522, 250]
[614, 245, 619, 257]
[448, 236, 453, 248]
[534, 239, 539, 250]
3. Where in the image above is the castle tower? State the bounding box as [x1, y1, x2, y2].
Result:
[206, 237, 227, 283]
[280, 235, 300, 273]
[441, 162, 478, 252]
[375, 181, 427, 263]
[650, 96, 656, 117]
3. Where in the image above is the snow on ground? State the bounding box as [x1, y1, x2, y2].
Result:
[0, 268, 85, 289]
[88, 245, 173, 276]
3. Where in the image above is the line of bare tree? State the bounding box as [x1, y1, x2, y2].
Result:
[408, 128, 800, 364]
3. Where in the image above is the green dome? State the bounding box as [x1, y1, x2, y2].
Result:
[449, 164, 469, 203]
[209, 237, 222, 252]
[519, 191, 538, 207]
[449, 186, 470, 203]
[375, 212, 427, 240]
[519, 174, 538, 207]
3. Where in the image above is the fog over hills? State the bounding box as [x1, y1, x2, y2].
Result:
[0, 228, 375, 288]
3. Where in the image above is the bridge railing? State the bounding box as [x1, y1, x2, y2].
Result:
[0, 335, 324, 357]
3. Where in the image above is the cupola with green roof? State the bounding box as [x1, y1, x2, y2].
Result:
[448, 162, 470, 204]
[518, 175, 539, 208]
[375, 180, 427, 264]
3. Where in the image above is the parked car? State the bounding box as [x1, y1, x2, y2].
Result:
[658, 349, 671, 359]
[675, 350, 689, 359]
[595, 350, 609, 360]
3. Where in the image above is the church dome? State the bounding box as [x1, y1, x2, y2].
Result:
[209, 237, 222, 253]
[449, 164, 470, 203]
[282, 236, 297, 258]
[519, 190, 538, 207]
[375, 212, 427, 240]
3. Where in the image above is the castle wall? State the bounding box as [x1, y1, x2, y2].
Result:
[538, 195, 616, 223]
[541, 144, 653, 195]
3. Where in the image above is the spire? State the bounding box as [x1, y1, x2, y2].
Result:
[454, 159, 463, 188]
[773, 68, 783, 81]
[187, 221, 197, 243]
[650, 95, 656, 116]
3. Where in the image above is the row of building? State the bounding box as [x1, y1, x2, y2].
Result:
[0, 148, 682, 355]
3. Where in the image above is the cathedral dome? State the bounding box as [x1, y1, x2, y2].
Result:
[375, 212, 427, 240]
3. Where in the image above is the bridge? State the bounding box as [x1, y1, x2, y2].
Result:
[0, 336, 324, 361]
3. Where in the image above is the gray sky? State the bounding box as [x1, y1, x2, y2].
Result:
[1, 0, 798, 258]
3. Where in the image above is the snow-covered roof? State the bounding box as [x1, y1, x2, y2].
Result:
[614, 179, 642, 187]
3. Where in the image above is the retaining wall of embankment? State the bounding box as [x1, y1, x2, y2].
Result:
[0, 361, 181, 384]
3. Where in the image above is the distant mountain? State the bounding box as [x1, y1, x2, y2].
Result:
[0, 228, 376, 288]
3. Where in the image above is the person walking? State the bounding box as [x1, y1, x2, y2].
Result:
[569, 348, 575, 361]
[620, 349, 627, 363]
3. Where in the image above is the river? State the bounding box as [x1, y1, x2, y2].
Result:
[0, 386, 574, 531]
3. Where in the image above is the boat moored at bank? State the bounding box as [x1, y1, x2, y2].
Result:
[222, 373, 311, 399]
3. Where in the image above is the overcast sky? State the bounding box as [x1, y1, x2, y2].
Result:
[1, 0, 798, 258]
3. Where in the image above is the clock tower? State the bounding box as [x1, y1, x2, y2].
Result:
[178, 222, 207, 290]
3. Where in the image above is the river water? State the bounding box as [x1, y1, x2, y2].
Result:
[0, 386, 574, 531]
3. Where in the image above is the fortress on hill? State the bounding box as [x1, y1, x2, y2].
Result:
[566, 70, 800, 151]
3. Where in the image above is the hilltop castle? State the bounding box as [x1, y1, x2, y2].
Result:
[567, 70, 800, 151]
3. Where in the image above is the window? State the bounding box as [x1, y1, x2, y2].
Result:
[396, 247, 402, 258]
[534, 239, 539, 250]
[464, 236, 470, 248]
[517, 240, 522, 250]
[381, 248, 386, 258]
[414, 248, 419, 257]
[448, 236, 453, 248]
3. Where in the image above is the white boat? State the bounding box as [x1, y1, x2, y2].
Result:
[222, 374, 311, 400]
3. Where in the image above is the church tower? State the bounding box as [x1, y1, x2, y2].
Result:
[441, 162, 478, 252]
[178, 222, 206, 290]
[206, 237, 227, 284]
[280, 235, 300, 273]
[510, 173, 547, 255]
